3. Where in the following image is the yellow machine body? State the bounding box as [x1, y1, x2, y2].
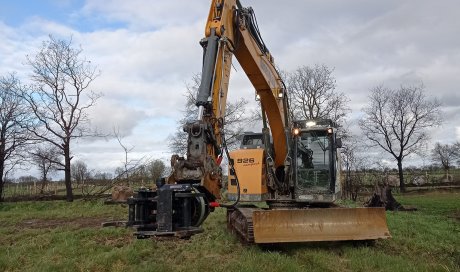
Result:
[228, 148, 268, 201]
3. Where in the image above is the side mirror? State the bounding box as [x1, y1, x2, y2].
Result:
[336, 138, 342, 148]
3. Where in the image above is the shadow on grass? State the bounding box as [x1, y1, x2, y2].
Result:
[257, 239, 377, 253]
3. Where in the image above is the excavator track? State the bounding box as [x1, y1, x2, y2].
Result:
[227, 206, 258, 244]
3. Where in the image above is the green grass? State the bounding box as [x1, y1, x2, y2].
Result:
[0, 200, 126, 223]
[0, 192, 459, 272]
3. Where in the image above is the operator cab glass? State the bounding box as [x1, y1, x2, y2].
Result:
[240, 133, 266, 149]
[242, 135, 263, 146]
[296, 130, 331, 193]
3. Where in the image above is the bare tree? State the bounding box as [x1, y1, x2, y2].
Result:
[93, 171, 112, 181]
[22, 36, 101, 202]
[113, 127, 135, 183]
[456, 142, 460, 166]
[431, 142, 459, 180]
[286, 64, 350, 127]
[0, 74, 33, 201]
[148, 159, 166, 182]
[17, 175, 39, 184]
[168, 74, 249, 154]
[359, 84, 442, 192]
[30, 144, 60, 194]
[71, 160, 90, 186]
[341, 136, 368, 201]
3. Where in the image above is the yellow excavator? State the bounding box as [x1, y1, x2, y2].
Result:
[127, 0, 390, 243]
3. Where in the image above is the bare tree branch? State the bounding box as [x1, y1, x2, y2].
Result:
[113, 127, 135, 183]
[359, 84, 442, 192]
[30, 144, 60, 194]
[0, 73, 35, 201]
[22, 35, 101, 202]
[286, 64, 350, 128]
[430, 142, 460, 179]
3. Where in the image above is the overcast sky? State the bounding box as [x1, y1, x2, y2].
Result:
[1, 0, 459, 177]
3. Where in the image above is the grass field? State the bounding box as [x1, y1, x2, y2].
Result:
[0, 191, 458, 272]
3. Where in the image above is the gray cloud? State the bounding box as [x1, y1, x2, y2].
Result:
[87, 98, 148, 136]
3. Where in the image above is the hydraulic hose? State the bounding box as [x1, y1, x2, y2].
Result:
[219, 128, 240, 208]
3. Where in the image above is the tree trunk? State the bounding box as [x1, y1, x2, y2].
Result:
[40, 176, 47, 194]
[397, 159, 405, 193]
[0, 156, 4, 202]
[0, 177, 3, 202]
[366, 184, 417, 211]
[365, 184, 403, 210]
[64, 145, 73, 202]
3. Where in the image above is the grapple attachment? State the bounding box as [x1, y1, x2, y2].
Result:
[127, 184, 211, 239]
[252, 207, 390, 243]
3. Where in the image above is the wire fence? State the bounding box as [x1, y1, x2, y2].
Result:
[2, 178, 151, 201]
[2, 169, 459, 201]
[341, 168, 460, 201]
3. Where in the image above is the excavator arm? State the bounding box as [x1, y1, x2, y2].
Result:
[127, 0, 291, 238]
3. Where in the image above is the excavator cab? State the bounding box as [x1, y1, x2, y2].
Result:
[293, 119, 341, 204]
[228, 120, 343, 205]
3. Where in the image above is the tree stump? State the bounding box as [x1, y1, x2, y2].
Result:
[365, 184, 417, 211]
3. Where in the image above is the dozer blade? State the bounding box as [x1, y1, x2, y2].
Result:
[252, 207, 390, 243]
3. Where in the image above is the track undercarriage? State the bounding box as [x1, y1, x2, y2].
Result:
[226, 205, 257, 244]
